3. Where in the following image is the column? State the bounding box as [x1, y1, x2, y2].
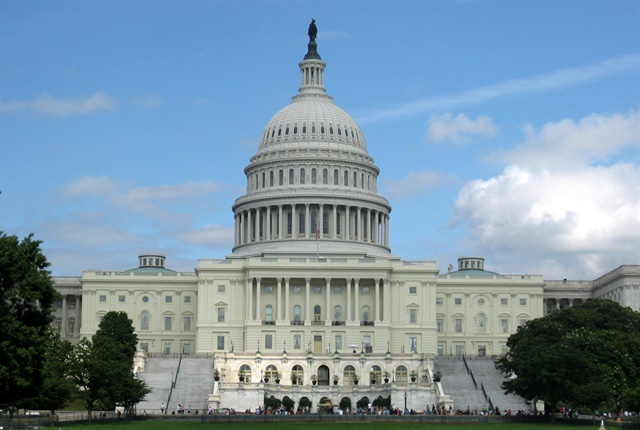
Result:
[305, 204, 310, 238]
[254, 209, 260, 242]
[375, 278, 381, 322]
[332, 204, 337, 239]
[77, 294, 82, 334]
[383, 279, 390, 323]
[373, 211, 379, 244]
[292, 204, 297, 238]
[247, 210, 253, 242]
[246, 278, 253, 320]
[278, 205, 283, 239]
[61, 296, 67, 337]
[354, 279, 360, 322]
[277, 278, 282, 320]
[74, 294, 80, 335]
[266, 206, 271, 241]
[325, 278, 331, 323]
[345, 206, 350, 240]
[256, 278, 262, 321]
[346, 278, 352, 321]
[285, 278, 291, 320]
[305, 278, 311, 321]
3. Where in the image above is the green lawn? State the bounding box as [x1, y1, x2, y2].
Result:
[57, 420, 606, 430]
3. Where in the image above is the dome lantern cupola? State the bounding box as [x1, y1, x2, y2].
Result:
[296, 19, 328, 101]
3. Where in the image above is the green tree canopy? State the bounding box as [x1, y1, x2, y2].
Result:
[0, 232, 58, 411]
[496, 299, 640, 413]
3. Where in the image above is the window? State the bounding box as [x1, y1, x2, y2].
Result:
[369, 364, 381, 384]
[343, 364, 355, 385]
[314, 286, 321, 294]
[142, 296, 149, 303]
[477, 313, 486, 333]
[409, 308, 418, 323]
[455, 344, 464, 357]
[501, 298, 508, 305]
[333, 169, 339, 185]
[289, 169, 294, 184]
[182, 343, 191, 354]
[335, 335, 343, 350]
[293, 305, 301, 322]
[409, 337, 418, 352]
[265, 334, 273, 349]
[165, 296, 173, 303]
[217, 307, 225, 322]
[501, 318, 509, 333]
[265, 305, 273, 322]
[279, 170, 284, 186]
[68, 319, 75, 334]
[334, 286, 342, 294]
[270, 171, 274, 186]
[520, 298, 527, 306]
[184, 296, 192, 303]
[395, 365, 408, 386]
[437, 319, 443, 332]
[183, 316, 191, 331]
[455, 318, 462, 333]
[164, 343, 171, 354]
[409, 286, 417, 294]
[300, 168, 306, 184]
[239, 364, 251, 382]
[265, 286, 273, 294]
[291, 365, 303, 385]
[265, 365, 278, 381]
[164, 316, 172, 331]
[437, 344, 444, 356]
[218, 285, 226, 293]
[344, 170, 349, 186]
[141, 311, 150, 331]
[334, 305, 342, 322]
[362, 287, 370, 295]
[298, 211, 305, 234]
[478, 298, 485, 305]
[311, 168, 317, 184]
[293, 334, 301, 349]
[519, 318, 528, 327]
[436, 297, 443, 305]
[140, 342, 149, 353]
[323, 169, 328, 184]
[454, 298, 462, 305]
[118, 295, 125, 303]
[99, 295, 107, 303]
[293, 286, 301, 293]
[353, 172, 357, 187]
[314, 305, 321, 321]
[362, 306, 370, 322]
[217, 336, 225, 350]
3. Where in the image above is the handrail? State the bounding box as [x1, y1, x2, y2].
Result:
[462, 356, 478, 389]
[481, 382, 493, 409]
[166, 354, 183, 413]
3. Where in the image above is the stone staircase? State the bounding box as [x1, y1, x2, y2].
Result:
[435, 357, 486, 412]
[136, 356, 214, 415]
[464, 357, 530, 414]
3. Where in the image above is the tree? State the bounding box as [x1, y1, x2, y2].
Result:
[69, 311, 149, 418]
[0, 232, 59, 413]
[496, 299, 640, 413]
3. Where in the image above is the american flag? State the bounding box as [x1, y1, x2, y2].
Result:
[316, 228, 320, 240]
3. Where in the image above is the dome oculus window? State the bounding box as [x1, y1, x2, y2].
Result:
[302, 125, 307, 134]
[320, 126, 325, 134]
[311, 125, 316, 134]
[285, 127, 289, 136]
[329, 126, 334, 135]
[293, 126, 298, 135]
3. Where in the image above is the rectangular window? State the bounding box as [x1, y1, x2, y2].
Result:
[409, 337, 417, 352]
[293, 286, 301, 293]
[217, 336, 224, 350]
[182, 343, 191, 354]
[519, 319, 528, 327]
[363, 335, 372, 352]
[69, 300, 76, 309]
[501, 298, 508, 305]
[99, 295, 107, 303]
[455, 344, 464, 357]
[164, 343, 171, 354]
[118, 295, 125, 303]
[265, 286, 273, 294]
[183, 316, 191, 331]
[218, 285, 225, 293]
[334, 287, 342, 294]
[314, 286, 321, 294]
[335, 335, 343, 350]
[455, 318, 462, 333]
[217, 307, 225, 322]
[265, 334, 273, 349]
[293, 334, 301, 350]
[140, 342, 149, 353]
[437, 319, 443, 332]
[436, 297, 443, 305]
[501, 319, 509, 333]
[454, 298, 462, 305]
[409, 286, 417, 294]
[362, 287, 370, 295]
[520, 298, 527, 305]
[409, 308, 418, 323]
[437, 344, 444, 356]
[165, 296, 173, 303]
[184, 296, 192, 303]
[164, 316, 172, 331]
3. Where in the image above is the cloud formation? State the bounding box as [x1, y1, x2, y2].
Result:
[382, 170, 459, 201]
[427, 113, 498, 143]
[360, 54, 639, 123]
[0, 92, 116, 116]
[450, 112, 639, 278]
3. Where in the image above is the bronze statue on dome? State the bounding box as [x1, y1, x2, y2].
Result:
[308, 19, 317, 42]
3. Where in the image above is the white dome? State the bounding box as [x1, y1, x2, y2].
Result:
[258, 99, 368, 155]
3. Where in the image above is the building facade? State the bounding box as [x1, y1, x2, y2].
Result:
[52, 26, 639, 412]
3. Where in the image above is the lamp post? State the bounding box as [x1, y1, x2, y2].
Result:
[404, 392, 407, 412]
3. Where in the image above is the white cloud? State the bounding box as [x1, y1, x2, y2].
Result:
[0, 92, 116, 116]
[427, 113, 498, 143]
[360, 54, 639, 123]
[382, 170, 458, 201]
[450, 112, 640, 279]
[134, 95, 162, 109]
[179, 224, 235, 248]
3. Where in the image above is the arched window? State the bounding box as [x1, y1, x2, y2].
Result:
[334, 305, 342, 322]
[323, 168, 328, 184]
[323, 210, 329, 234]
[361, 173, 364, 189]
[298, 211, 305, 235]
[353, 172, 357, 187]
[311, 168, 317, 184]
[239, 364, 252, 382]
[477, 313, 486, 333]
[334, 169, 339, 185]
[279, 170, 284, 186]
[141, 311, 149, 331]
[269, 171, 274, 187]
[362, 306, 370, 322]
[369, 365, 382, 385]
[291, 364, 304, 385]
[286, 211, 292, 235]
[336, 212, 341, 235]
[261, 172, 266, 188]
[311, 210, 318, 234]
[343, 365, 357, 386]
[344, 171, 349, 186]
[289, 169, 294, 185]
[265, 305, 273, 322]
[300, 168, 306, 184]
[314, 305, 321, 322]
[395, 365, 408, 386]
[265, 365, 278, 381]
[293, 305, 302, 322]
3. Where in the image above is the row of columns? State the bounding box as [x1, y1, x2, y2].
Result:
[244, 277, 390, 324]
[234, 203, 390, 247]
[543, 298, 583, 314]
[59, 294, 82, 337]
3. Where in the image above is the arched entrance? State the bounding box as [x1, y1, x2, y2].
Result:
[318, 396, 333, 414]
[317, 364, 330, 386]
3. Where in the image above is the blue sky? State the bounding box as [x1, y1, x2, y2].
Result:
[1, 1, 638, 279]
